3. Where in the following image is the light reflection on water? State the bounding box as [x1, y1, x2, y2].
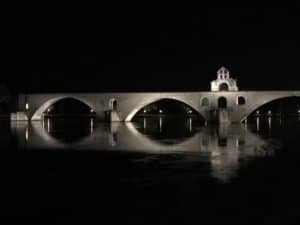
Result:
[8, 117, 280, 183]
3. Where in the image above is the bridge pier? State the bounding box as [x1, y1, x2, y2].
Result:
[217, 109, 231, 124]
[105, 110, 121, 122]
[207, 109, 232, 124]
[10, 112, 28, 121]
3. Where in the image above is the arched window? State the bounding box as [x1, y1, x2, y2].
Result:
[237, 96, 246, 105]
[109, 99, 117, 111]
[219, 83, 229, 91]
[218, 97, 227, 108]
[201, 97, 209, 107]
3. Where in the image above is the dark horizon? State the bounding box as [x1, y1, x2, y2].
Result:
[2, 3, 300, 93]
[3, 4, 300, 225]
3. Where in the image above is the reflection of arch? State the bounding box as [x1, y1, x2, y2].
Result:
[14, 122, 275, 182]
[31, 97, 95, 120]
[109, 98, 117, 111]
[241, 95, 300, 122]
[237, 96, 246, 105]
[219, 83, 229, 91]
[201, 97, 210, 107]
[30, 121, 67, 147]
[44, 118, 93, 143]
[125, 121, 200, 149]
[125, 97, 204, 122]
[218, 97, 227, 109]
[134, 117, 199, 145]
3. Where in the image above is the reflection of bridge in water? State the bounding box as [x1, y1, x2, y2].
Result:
[11, 119, 277, 182]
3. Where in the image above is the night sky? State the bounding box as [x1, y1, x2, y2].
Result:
[2, 3, 300, 93]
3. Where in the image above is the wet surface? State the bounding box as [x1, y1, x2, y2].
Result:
[0, 117, 300, 224]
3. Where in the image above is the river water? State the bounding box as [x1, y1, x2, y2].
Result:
[0, 116, 300, 224]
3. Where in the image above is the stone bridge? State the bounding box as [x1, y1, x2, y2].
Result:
[12, 68, 300, 123]
[14, 91, 300, 123]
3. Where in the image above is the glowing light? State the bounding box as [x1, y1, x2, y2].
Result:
[25, 128, 29, 141]
[159, 109, 163, 114]
[25, 103, 29, 110]
[205, 120, 208, 126]
[47, 119, 50, 133]
[188, 118, 192, 132]
[90, 109, 94, 113]
[47, 108, 51, 113]
[143, 117, 147, 129]
[159, 117, 162, 132]
[143, 109, 147, 113]
[236, 138, 239, 148]
[90, 118, 94, 133]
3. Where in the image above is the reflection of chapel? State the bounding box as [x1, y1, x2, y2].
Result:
[211, 67, 239, 91]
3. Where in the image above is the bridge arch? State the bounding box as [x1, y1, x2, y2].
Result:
[125, 97, 205, 122]
[31, 96, 95, 120]
[241, 94, 300, 122]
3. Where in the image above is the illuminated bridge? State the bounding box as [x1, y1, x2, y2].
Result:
[11, 67, 300, 124]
